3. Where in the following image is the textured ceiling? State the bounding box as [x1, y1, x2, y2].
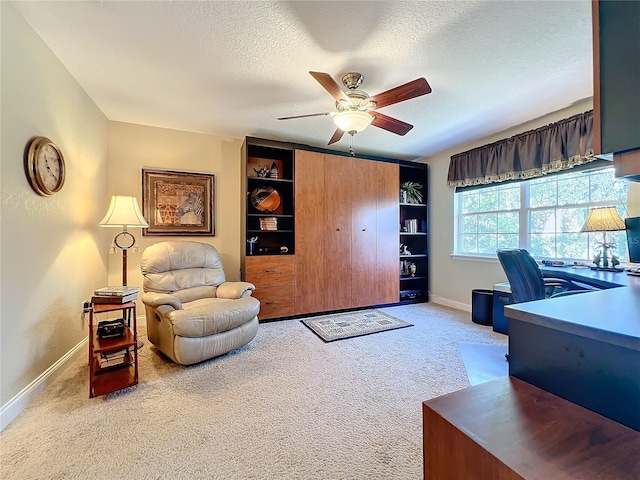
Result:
[13, 1, 594, 160]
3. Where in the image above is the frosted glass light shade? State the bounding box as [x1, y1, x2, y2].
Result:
[99, 195, 149, 227]
[333, 110, 373, 134]
[580, 206, 625, 233]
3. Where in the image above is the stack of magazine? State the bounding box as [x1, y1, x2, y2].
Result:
[91, 286, 139, 304]
[99, 348, 130, 369]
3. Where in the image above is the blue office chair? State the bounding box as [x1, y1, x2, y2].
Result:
[496, 249, 595, 303]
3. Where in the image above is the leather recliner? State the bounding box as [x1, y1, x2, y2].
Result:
[140, 241, 259, 365]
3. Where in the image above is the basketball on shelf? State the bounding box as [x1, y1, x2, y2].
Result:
[251, 187, 281, 213]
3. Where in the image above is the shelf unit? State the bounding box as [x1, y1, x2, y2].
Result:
[88, 301, 138, 398]
[242, 139, 295, 256]
[399, 162, 429, 303]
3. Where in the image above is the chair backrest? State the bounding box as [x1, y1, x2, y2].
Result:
[140, 241, 226, 294]
[496, 249, 546, 303]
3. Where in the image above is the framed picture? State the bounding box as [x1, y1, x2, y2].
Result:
[142, 168, 215, 236]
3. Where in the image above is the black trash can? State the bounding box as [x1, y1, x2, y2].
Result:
[471, 289, 493, 326]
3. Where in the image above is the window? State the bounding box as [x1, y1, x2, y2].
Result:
[455, 167, 629, 262]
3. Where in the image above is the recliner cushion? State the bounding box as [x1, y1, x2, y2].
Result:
[141, 241, 226, 293]
[167, 296, 260, 337]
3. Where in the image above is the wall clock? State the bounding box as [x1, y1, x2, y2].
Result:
[26, 136, 66, 196]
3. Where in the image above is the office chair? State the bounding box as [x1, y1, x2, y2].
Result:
[496, 249, 595, 303]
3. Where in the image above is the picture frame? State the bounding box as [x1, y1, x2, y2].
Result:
[142, 168, 215, 236]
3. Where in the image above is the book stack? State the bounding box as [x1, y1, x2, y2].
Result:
[404, 219, 418, 233]
[91, 286, 139, 304]
[259, 217, 278, 231]
[99, 348, 130, 368]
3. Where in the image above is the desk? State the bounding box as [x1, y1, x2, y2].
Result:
[505, 268, 640, 431]
[540, 264, 640, 289]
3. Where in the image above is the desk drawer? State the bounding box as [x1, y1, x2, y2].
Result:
[245, 256, 294, 287]
[253, 286, 294, 320]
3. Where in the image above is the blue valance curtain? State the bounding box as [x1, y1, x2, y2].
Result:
[447, 110, 597, 189]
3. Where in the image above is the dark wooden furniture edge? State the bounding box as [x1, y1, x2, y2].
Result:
[423, 376, 640, 480]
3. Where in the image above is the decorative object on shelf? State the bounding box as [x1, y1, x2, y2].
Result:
[142, 168, 215, 236]
[253, 166, 269, 177]
[25, 136, 66, 196]
[400, 243, 411, 256]
[400, 181, 423, 204]
[247, 236, 258, 255]
[251, 187, 281, 213]
[409, 263, 417, 276]
[269, 162, 279, 179]
[247, 157, 284, 179]
[99, 196, 149, 286]
[580, 206, 626, 271]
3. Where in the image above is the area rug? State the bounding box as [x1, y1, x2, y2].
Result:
[301, 309, 413, 342]
[458, 341, 509, 386]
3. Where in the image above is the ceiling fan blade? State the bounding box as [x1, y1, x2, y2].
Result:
[310, 71, 347, 102]
[368, 78, 432, 109]
[371, 112, 414, 136]
[328, 128, 345, 145]
[277, 112, 332, 120]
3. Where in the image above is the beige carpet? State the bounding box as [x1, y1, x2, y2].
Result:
[0, 303, 506, 480]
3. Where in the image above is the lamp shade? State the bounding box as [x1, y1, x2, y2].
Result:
[99, 195, 149, 228]
[580, 206, 625, 233]
[333, 110, 373, 134]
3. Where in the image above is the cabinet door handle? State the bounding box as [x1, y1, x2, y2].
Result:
[362, 228, 366, 232]
[265, 269, 278, 273]
[266, 301, 278, 305]
[336, 228, 341, 231]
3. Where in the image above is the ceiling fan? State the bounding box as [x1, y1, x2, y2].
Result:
[278, 71, 432, 147]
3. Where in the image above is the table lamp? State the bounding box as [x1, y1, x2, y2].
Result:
[580, 206, 626, 271]
[99, 195, 149, 286]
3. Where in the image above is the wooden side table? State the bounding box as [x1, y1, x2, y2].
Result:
[88, 301, 138, 397]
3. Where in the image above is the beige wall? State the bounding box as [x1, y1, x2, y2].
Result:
[425, 98, 640, 310]
[1, 3, 110, 406]
[106, 122, 244, 295]
[1, 3, 245, 417]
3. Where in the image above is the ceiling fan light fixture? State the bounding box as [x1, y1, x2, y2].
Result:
[333, 110, 373, 134]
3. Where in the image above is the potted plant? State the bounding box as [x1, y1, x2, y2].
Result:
[400, 181, 423, 204]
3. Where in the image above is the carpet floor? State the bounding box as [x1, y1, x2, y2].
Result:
[0, 303, 506, 480]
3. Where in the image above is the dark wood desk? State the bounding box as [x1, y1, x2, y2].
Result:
[423, 377, 640, 480]
[506, 268, 640, 431]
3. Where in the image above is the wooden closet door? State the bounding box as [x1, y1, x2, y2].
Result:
[375, 161, 400, 304]
[295, 150, 326, 314]
[324, 154, 353, 311]
[351, 159, 379, 308]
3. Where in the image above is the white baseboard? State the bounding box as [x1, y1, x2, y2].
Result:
[0, 337, 88, 432]
[430, 296, 472, 313]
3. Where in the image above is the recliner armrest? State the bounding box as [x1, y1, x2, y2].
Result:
[141, 292, 183, 310]
[216, 281, 256, 299]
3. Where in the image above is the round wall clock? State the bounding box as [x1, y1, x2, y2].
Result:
[26, 136, 66, 196]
